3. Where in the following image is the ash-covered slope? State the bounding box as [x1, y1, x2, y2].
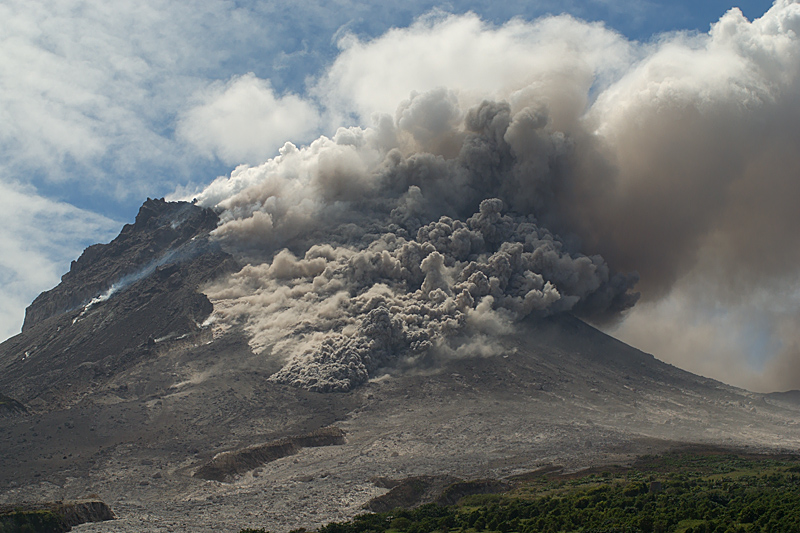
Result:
[1, 199, 799, 533]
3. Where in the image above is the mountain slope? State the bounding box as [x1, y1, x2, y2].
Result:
[0, 198, 237, 411]
[1, 199, 798, 533]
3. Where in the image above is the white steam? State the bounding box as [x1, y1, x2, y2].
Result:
[188, 1, 800, 392]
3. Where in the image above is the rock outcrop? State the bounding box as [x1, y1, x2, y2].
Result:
[0, 499, 114, 531]
[366, 476, 510, 511]
[434, 479, 511, 506]
[194, 427, 347, 482]
[366, 476, 461, 512]
[0, 393, 27, 418]
[0, 198, 239, 409]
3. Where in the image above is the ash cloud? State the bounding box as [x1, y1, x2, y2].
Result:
[204, 190, 636, 391]
[198, 95, 639, 391]
[192, 1, 800, 392]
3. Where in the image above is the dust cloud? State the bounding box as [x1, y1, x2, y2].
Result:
[186, 2, 800, 392]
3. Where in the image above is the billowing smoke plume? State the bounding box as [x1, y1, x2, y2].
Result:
[205, 193, 637, 391]
[198, 99, 639, 391]
[190, 1, 800, 392]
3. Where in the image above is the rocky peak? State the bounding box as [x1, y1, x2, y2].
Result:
[2, 198, 238, 410]
[21, 198, 220, 332]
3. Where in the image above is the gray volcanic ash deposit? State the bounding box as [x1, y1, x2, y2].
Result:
[0, 198, 799, 533]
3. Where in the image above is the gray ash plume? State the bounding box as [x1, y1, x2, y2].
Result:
[194, 94, 638, 391]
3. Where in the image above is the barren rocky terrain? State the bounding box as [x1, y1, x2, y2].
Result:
[2, 200, 799, 532]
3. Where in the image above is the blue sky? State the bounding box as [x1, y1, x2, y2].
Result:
[2, 1, 775, 218]
[1, 0, 793, 390]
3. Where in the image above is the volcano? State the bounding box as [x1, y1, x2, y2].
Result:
[1, 198, 799, 532]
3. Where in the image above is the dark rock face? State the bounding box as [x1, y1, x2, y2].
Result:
[58, 500, 115, 529]
[0, 198, 239, 410]
[0, 393, 27, 418]
[434, 479, 511, 506]
[365, 476, 510, 511]
[366, 475, 461, 512]
[22, 198, 220, 332]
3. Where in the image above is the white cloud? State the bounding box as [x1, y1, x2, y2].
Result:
[177, 74, 321, 166]
[0, 179, 119, 340]
[0, 0, 701, 198]
[313, 12, 634, 126]
[0, 0, 265, 194]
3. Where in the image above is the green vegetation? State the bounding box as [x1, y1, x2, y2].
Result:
[0, 501, 114, 533]
[240, 452, 800, 533]
[0, 509, 66, 533]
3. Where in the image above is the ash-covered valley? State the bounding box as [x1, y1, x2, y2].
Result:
[1, 197, 800, 532]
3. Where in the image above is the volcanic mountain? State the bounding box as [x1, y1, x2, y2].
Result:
[1, 198, 799, 532]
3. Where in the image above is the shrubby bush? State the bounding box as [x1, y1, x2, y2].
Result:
[241, 454, 800, 533]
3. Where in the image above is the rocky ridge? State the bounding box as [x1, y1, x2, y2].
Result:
[194, 427, 347, 482]
[23, 198, 221, 332]
[1, 198, 238, 411]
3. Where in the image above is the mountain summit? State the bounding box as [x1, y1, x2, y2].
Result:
[4, 198, 237, 412]
[1, 199, 799, 532]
